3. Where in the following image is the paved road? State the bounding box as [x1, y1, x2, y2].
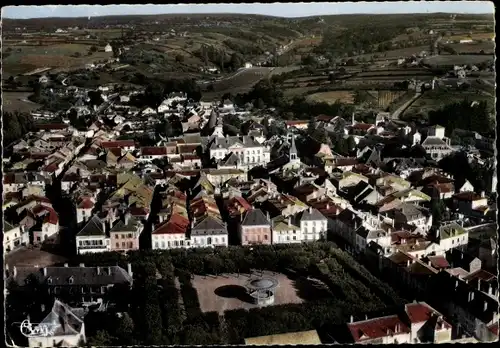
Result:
[391, 92, 422, 119]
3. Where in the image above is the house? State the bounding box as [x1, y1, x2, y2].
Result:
[346, 302, 452, 344]
[104, 43, 113, 52]
[39, 75, 49, 84]
[76, 197, 95, 224]
[347, 314, 411, 343]
[190, 215, 228, 248]
[438, 222, 469, 252]
[421, 125, 454, 161]
[152, 213, 191, 249]
[27, 299, 87, 348]
[3, 221, 29, 253]
[452, 191, 489, 217]
[285, 120, 308, 130]
[240, 209, 272, 245]
[271, 215, 302, 244]
[75, 215, 111, 254]
[244, 62, 253, 69]
[109, 214, 142, 252]
[297, 207, 328, 242]
[5, 263, 133, 305]
[139, 146, 168, 161]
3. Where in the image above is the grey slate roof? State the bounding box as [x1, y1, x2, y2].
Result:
[8, 265, 133, 286]
[76, 215, 105, 237]
[298, 207, 327, 221]
[220, 152, 240, 166]
[3, 221, 16, 231]
[242, 209, 270, 226]
[192, 215, 226, 234]
[209, 135, 260, 150]
[421, 136, 448, 146]
[39, 300, 85, 336]
[109, 216, 140, 233]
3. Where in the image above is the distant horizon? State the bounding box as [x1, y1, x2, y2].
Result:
[2, 2, 495, 20]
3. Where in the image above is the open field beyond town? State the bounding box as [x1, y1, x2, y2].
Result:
[2, 91, 42, 113]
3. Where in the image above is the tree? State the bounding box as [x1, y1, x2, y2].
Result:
[254, 98, 265, 109]
[431, 199, 446, 227]
[90, 45, 98, 53]
[346, 136, 356, 153]
[230, 53, 243, 71]
[175, 54, 185, 63]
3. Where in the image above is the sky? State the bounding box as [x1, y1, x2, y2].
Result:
[2, 2, 495, 19]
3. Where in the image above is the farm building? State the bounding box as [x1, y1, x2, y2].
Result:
[244, 62, 253, 68]
[105, 43, 113, 53]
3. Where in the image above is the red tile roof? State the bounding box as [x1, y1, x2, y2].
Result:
[405, 303, 451, 328]
[285, 120, 308, 126]
[3, 174, 15, 184]
[226, 196, 252, 217]
[153, 213, 189, 235]
[488, 322, 499, 336]
[141, 147, 167, 156]
[43, 208, 59, 225]
[427, 256, 450, 269]
[129, 206, 150, 217]
[107, 147, 122, 157]
[431, 182, 454, 194]
[453, 191, 483, 201]
[316, 115, 334, 122]
[463, 269, 496, 282]
[62, 173, 80, 182]
[43, 162, 60, 173]
[182, 154, 200, 160]
[335, 157, 358, 167]
[352, 123, 374, 131]
[348, 316, 410, 343]
[78, 198, 95, 209]
[178, 144, 198, 154]
[101, 140, 135, 148]
[36, 123, 68, 130]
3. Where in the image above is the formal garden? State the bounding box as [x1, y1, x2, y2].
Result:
[8, 242, 407, 345]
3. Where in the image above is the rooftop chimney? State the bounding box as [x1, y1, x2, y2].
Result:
[309, 207, 312, 214]
[350, 315, 354, 323]
[481, 191, 485, 198]
[127, 263, 133, 277]
[42, 267, 47, 276]
[79, 263, 85, 268]
[483, 301, 488, 312]
[13, 266, 17, 278]
[288, 217, 291, 226]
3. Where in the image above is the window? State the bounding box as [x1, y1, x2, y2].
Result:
[117, 234, 120, 239]
[161, 241, 166, 248]
[122, 234, 126, 239]
[116, 242, 119, 248]
[293, 236, 296, 240]
[128, 233, 133, 238]
[264, 235, 268, 240]
[154, 242, 159, 248]
[122, 242, 126, 248]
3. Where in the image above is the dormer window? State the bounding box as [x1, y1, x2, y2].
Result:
[68, 276, 74, 284]
[47, 277, 52, 284]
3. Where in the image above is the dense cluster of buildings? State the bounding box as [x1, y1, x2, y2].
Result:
[3, 79, 497, 346]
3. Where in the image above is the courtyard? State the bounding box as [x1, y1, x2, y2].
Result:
[189, 269, 332, 314]
[4, 246, 68, 268]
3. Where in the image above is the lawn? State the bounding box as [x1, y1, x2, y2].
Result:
[406, 88, 495, 115]
[306, 90, 355, 104]
[3, 43, 113, 75]
[2, 92, 41, 113]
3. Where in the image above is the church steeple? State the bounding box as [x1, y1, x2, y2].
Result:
[289, 133, 298, 162]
